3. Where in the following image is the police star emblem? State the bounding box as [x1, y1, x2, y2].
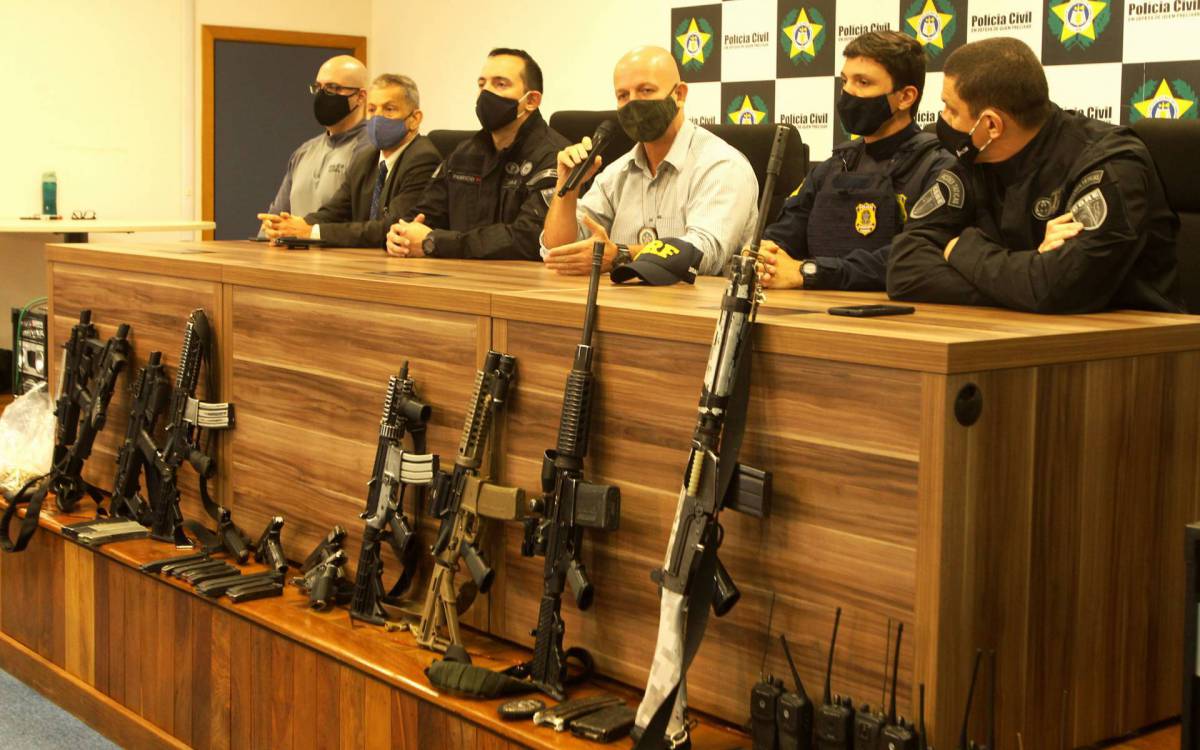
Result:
[1132, 78, 1198, 121]
[727, 95, 769, 125]
[904, 0, 957, 53]
[674, 17, 714, 69]
[780, 7, 827, 64]
[855, 203, 877, 236]
[1048, 0, 1110, 50]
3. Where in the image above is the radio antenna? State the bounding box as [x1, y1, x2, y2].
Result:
[959, 650, 983, 749]
[887, 622, 905, 723]
[823, 607, 843, 705]
[759, 592, 777, 678]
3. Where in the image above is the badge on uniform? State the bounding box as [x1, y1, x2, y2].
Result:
[909, 170, 965, 220]
[1070, 187, 1108, 230]
[1033, 188, 1063, 221]
[854, 202, 877, 236]
[637, 226, 658, 244]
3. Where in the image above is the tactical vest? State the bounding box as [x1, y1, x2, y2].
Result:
[806, 133, 943, 258]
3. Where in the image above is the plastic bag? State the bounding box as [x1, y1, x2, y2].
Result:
[0, 383, 55, 495]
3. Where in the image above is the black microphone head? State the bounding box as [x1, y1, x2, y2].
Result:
[592, 119, 617, 143]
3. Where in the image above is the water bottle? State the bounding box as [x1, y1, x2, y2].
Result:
[42, 171, 57, 216]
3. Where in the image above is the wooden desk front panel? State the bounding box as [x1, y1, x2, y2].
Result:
[0, 531, 526, 750]
[921, 351, 1200, 748]
[49, 262, 225, 525]
[492, 318, 923, 727]
[225, 285, 489, 592]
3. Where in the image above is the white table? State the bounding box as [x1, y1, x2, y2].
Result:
[0, 220, 215, 351]
[0, 219, 214, 243]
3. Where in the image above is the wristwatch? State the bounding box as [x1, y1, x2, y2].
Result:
[422, 234, 437, 257]
[800, 259, 820, 288]
[613, 243, 632, 269]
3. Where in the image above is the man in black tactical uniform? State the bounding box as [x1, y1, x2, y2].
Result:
[385, 47, 568, 261]
[756, 30, 955, 291]
[887, 37, 1184, 313]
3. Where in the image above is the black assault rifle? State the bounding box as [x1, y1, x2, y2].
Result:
[500, 242, 620, 700]
[106, 309, 235, 548]
[410, 350, 523, 655]
[2, 310, 131, 552]
[632, 126, 787, 749]
[349, 364, 437, 626]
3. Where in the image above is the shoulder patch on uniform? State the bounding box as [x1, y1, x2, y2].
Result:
[936, 170, 965, 209]
[527, 167, 557, 187]
[1033, 188, 1063, 221]
[909, 170, 963, 220]
[540, 187, 556, 207]
[1076, 169, 1104, 192]
[431, 162, 445, 179]
[789, 179, 805, 198]
[1070, 187, 1108, 230]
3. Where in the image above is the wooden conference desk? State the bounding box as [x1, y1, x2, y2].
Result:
[3, 239, 1197, 749]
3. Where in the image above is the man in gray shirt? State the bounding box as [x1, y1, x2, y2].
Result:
[257, 55, 372, 236]
[541, 46, 758, 276]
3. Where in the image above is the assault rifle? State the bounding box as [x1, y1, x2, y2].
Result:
[104, 309, 235, 548]
[2, 310, 131, 552]
[632, 126, 787, 749]
[500, 242, 620, 700]
[410, 350, 523, 655]
[349, 365, 437, 626]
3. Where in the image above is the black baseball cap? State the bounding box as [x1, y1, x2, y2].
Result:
[610, 238, 703, 286]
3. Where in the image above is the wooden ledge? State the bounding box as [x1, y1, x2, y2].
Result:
[1, 499, 749, 750]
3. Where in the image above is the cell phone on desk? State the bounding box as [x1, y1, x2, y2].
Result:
[827, 304, 915, 317]
[274, 236, 332, 250]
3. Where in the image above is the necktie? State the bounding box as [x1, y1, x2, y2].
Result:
[369, 161, 388, 220]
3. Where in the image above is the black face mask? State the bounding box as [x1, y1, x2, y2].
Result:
[836, 89, 895, 136]
[617, 85, 679, 143]
[936, 113, 991, 165]
[313, 90, 355, 127]
[476, 89, 527, 132]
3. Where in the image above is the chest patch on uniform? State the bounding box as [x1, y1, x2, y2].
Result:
[855, 202, 877, 236]
[1070, 187, 1108, 230]
[1033, 188, 1063, 221]
[909, 170, 965, 220]
[505, 162, 520, 175]
[450, 172, 481, 185]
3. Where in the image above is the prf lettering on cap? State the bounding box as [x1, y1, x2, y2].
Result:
[641, 240, 680, 259]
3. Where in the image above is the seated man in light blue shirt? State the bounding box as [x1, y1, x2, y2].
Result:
[541, 46, 758, 277]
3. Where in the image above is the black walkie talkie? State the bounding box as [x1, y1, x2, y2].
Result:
[751, 594, 784, 750]
[778, 634, 813, 750]
[852, 618, 890, 748]
[958, 650, 984, 750]
[814, 607, 854, 749]
[880, 622, 918, 750]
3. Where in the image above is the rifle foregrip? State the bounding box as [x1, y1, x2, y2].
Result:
[555, 369, 593, 458]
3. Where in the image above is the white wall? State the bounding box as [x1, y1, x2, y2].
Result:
[370, 0, 670, 132]
[0, 0, 373, 223]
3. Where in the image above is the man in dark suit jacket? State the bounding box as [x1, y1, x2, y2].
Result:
[260, 74, 441, 247]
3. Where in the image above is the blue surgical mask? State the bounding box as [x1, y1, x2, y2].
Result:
[368, 114, 410, 150]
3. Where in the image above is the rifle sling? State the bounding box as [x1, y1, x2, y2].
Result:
[634, 344, 754, 749]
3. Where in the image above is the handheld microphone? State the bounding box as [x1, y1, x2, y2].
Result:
[558, 120, 616, 197]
